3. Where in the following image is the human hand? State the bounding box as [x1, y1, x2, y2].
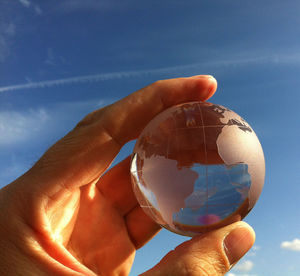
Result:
[0, 75, 255, 276]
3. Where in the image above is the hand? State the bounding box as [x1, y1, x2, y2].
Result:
[0, 75, 255, 276]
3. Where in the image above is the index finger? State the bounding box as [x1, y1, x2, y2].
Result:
[29, 75, 217, 193]
[84, 75, 217, 145]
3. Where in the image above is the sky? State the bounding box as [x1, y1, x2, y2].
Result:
[0, 0, 300, 275]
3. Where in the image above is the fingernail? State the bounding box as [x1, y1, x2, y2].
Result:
[189, 74, 215, 80]
[223, 226, 255, 266]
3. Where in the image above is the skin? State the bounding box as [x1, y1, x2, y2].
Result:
[0, 75, 255, 276]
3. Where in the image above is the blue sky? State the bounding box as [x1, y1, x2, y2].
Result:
[1, 0, 300, 275]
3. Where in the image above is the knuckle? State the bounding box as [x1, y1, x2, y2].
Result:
[178, 253, 227, 276]
[153, 79, 164, 87]
[150, 79, 166, 92]
[75, 107, 105, 128]
[179, 257, 209, 276]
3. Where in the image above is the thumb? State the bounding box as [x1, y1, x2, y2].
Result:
[141, 221, 255, 276]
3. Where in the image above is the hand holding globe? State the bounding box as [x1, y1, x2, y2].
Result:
[0, 76, 257, 275]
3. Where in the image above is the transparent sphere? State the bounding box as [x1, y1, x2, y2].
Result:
[130, 101, 265, 236]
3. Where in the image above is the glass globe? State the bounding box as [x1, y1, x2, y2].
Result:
[130, 101, 265, 236]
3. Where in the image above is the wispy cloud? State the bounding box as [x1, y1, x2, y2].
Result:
[18, 0, 42, 15]
[45, 48, 56, 66]
[246, 245, 260, 257]
[252, 245, 260, 251]
[0, 108, 49, 146]
[228, 273, 257, 276]
[0, 64, 197, 93]
[0, 22, 16, 62]
[0, 99, 112, 186]
[0, 155, 29, 186]
[0, 99, 112, 146]
[34, 5, 42, 15]
[19, 0, 31, 8]
[44, 48, 66, 66]
[1, 52, 300, 93]
[228, 247, 259, 275]
[4, 22, 15, 36]
[234, 260, 254, 273]
[281, 239, 300, 251]
[57, 0, 126, 13]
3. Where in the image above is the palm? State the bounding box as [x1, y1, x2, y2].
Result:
[47, 157, 159, 275]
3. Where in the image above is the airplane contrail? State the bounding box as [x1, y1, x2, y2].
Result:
[0, 53, 297, 94]
[0, 63, 203, 94]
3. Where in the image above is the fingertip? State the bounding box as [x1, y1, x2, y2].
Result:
[203, 75, 218, 101]
[223, 222, 256, 266]
[187, 74, 218, 101]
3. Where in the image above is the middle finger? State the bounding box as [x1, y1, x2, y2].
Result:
[97, 156, 138, 216]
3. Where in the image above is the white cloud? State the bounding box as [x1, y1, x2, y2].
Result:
[0, 99, 113, 186]
[57, 0, 124, 13]
[227, 273, 257, 276]
[281, 239, 300, 251]
[4, 23, 15, 36]
[34, 5, 42, 15]
[0, 108, 49, 146]
[18, 0, 42, 15]
[44, 48, 66, 66]
[19, 0, 31, 8]
[0, 99, 112, 147]
[0, 22, 16, 62]
[45, 48, 56, 65]
[0, 36, 9, 62]
[252, 245, 260, 251]
[246, 245, 261, 257]
[234, 260, 254, 272]
[0, 155, 29, 186]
